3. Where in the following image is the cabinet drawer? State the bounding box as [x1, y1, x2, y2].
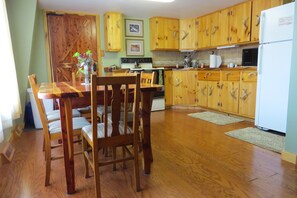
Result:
[221, 71, 240, 81]
[242, 71, 257, 82]
[198, 71, 207, 80]
[206, 71, 220, 81]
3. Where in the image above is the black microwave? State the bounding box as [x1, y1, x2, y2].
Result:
[242, 48, 258, 66]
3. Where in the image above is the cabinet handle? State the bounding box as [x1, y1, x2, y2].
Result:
[229, 88, 238, 100]
[201, 86, 207, 96]
[175, 78, 183, 87]
[181, 30, 189, 40]
[240, 89, 250, 101]
[243, 18, 249, 34]
[208, 86, 214, 96]
[247, 72, 257, 79]
[255, 15, 260, 27]
[205, 28, 209, 36]
[211, 26, 218, 35]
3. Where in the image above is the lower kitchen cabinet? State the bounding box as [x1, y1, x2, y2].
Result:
[220, 71, 240, 114]
[164, 70, 173, 107]
[167, 69, 257, 118]
[239, 70, 257, 118]
[196, 80, 208, 107]
[172, 70, 197, 106]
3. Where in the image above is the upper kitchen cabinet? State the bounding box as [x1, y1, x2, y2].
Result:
[197, 14, 211, 49]
[104, 12, 122, 52]
[219, 1, 252, 46]
[179, 18, 198, 50]
[150, 17, 179, 51]
[251, 0, 283, 42]
[197, 12, 223, 48]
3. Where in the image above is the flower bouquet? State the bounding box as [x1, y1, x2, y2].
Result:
[73, 49, 96, 85]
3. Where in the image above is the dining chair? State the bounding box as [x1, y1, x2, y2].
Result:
[82, 73, 141, 198]
[28, 74, 90, 186]
[96, 70, 129, 122]
[107, 71, 156, 123]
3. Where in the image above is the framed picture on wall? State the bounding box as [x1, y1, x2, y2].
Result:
[126, 39, 144, 56]
[125, 19, 143, 37]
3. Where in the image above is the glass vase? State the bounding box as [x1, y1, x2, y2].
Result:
[84, 64, 90, 85]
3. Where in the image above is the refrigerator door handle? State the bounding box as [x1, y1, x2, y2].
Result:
[259, 12, 265, 44]
[258, 45, 263, 75]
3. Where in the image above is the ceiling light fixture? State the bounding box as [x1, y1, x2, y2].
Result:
[146, 0, 175, 3]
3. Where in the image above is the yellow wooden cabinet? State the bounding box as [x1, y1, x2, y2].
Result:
[172, 70, 197, 106]
[179, 18, 198, 50]
[172, 70, 183, 105]
[219, 1, 252, 46]
[197, 12, 223, 48]
[164, 70, 173, 107]
[206, 71, 221, 110]
[251, 0, 283, 42]
[196, 71, 220, 110]
[150, 17, 179, 51]
[220, 71, 241, 114]
[239, 70, 257, 118]
[104, 12, 122, 52]
[197, 14, 211, 49]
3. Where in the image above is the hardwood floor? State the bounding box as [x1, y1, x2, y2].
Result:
[1, 109, 297, 197]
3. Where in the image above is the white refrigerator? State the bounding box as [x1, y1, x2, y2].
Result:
[255, 2, 295, 133]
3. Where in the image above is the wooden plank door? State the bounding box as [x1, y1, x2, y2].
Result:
[46, 13, 99, 82]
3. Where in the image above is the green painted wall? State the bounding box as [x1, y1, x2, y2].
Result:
[5, 0, 38, 124]
[101, 15, 152, 70]
[284, 3, 297, 154]
[29, 8, 48, 83]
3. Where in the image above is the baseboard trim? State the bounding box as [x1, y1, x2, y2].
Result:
[281, 150, 297, 164]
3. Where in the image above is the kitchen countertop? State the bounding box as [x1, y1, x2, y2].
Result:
[165, 66, 257, 71]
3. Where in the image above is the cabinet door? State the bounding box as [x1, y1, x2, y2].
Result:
[197, 15, 211, 49]
[104, 12, 122, 52]
[251, 0, 283, 42]
[172, 71, 183, 105]
[221, 81, 239, 114]
[210, 12, 221, 47]
[164, 70, 173, 106]
[218, 8, 230, 46]
[196, 80, 208, 107]
[165, 19, 179, 50]
[207, 81, 221, 110]
[229, 1, 252, 44]
[150, 17, 165, 50]
[239, 71, 257, 118]
[181, 71, 197, 106]
[180, 18, 198, 50]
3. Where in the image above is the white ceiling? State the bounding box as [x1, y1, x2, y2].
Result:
[38, 0, 246, 18]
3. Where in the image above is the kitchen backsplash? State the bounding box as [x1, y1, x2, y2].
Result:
[152, 44, 258, 67]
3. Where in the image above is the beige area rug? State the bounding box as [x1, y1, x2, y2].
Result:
[188, 111, 244, 125]
[225, 127, 285, 153]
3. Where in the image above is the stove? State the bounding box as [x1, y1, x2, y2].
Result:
[120, 58, 165, 111]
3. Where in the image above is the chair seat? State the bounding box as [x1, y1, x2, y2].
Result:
[46, 109, 81, 122]
[97, 105, 112, 115]
[48, 117, 90, 134]
[107, 112, 134, 123]
[82, 122, 132, 141]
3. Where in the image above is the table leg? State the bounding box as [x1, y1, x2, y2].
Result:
[59, 98, 75, 194]
[141, 91, 154, 174]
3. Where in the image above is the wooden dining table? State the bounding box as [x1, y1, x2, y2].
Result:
[38, 80, 163, 194]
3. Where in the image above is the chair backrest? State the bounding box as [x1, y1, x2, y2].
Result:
[90, 73, 140, 146]
[140, 71, 156, 85]
[28, 75, 51, 140]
